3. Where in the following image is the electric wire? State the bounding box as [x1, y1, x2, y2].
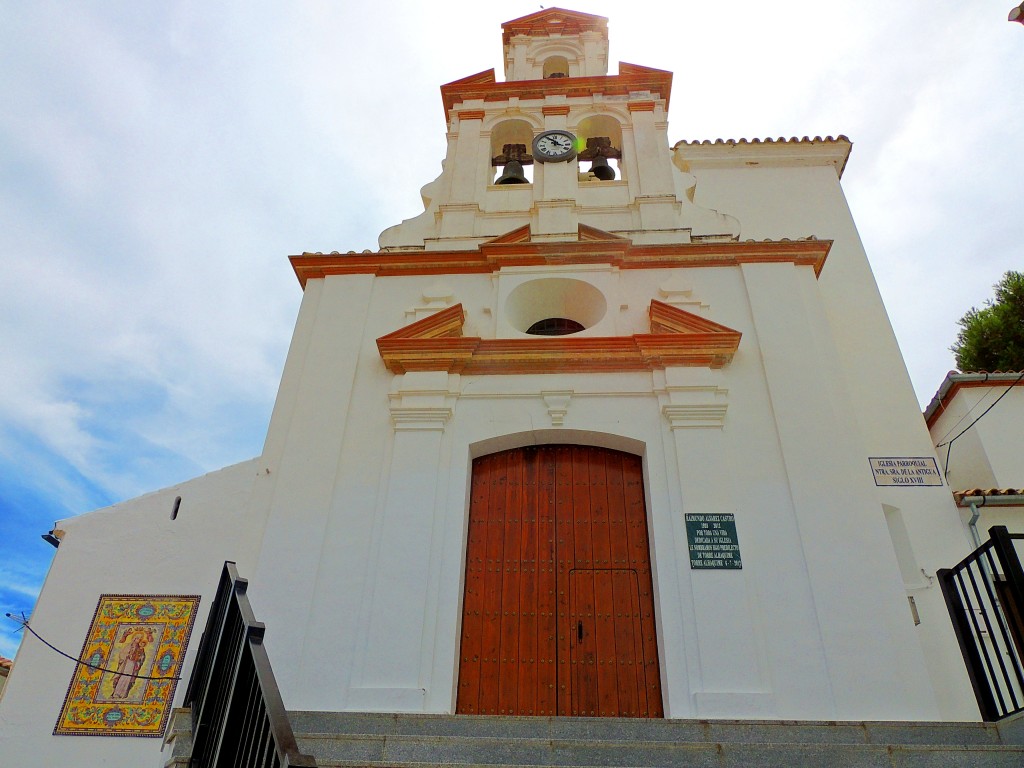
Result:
[932, 374, 994, 446]
[936, 371, 1024, 476]
[4, 612, 181, 681]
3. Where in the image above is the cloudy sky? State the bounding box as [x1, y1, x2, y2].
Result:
[1, 1, 1020, 659]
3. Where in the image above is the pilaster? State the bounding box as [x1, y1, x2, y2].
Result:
[350, 372, 459, 711]
[740, 260, 938, 719]
[628, 100, 674, 196]
[658, 369, 774, 717]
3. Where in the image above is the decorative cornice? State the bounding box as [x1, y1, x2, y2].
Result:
[627, 101, 656, 112]
[662, 404, 729, 430]
[441, 64, 672, 118]
[457, 110, 486, 121]
[376, 301, 741, 376]
[542, 105, 572, 116]
[673, 136, 853, 178]
[388, 406, 453, 431]
[292, 226, 831, 287]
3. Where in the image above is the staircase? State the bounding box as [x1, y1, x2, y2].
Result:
[287, 711, 1024, 768]
[170, 563, 1024, 767]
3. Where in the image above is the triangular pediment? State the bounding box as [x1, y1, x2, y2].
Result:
[441, 69, 496, 89]
[618, 62, 672, 77]
[484, 225, 533, 245]
[377, 301, 741, 375]
[502, 8, 608, 44]
[377, 304, 465, 341]
[483, 224, 627, 247]
[577, 224, 628, 242]
[648, 300, 738, 335]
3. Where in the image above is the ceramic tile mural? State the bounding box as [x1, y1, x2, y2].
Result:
[54, 594, 200, 737]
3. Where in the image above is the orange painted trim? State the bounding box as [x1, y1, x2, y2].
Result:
[441, 69, 673, 118]
[627, 101, 656, 112]
[376, 302, 741, 375]
[458, 110, 486, 121]
[291, 236, 830, 288]
[542, 105, 572, 116]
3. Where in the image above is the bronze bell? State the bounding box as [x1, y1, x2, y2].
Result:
[496, 160, 529, 184]
[589, 155, 616, 181]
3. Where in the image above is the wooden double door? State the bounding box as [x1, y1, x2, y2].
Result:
[456, 445, 663, 718]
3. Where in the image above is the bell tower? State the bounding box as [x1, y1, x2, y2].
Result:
[379, 7, 738, 250]
[501, 9, 609, 80]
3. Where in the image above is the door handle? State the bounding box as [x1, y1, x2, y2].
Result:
[577, 620, 584, 643]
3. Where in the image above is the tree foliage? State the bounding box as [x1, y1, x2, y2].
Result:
[951, 271, 1024, 372]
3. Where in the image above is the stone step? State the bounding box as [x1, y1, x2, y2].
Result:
[289, 711, 1009, 745]
[288, 712, 1024, 768]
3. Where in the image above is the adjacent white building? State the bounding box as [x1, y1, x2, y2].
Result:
[926, 372, 1024, 537]
[1, 9, 1010, 766]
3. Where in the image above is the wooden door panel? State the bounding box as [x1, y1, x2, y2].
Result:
[458, 445, 662, 718]
[554, 448, 574, 715]
[497, 450, 522, 715]
[611, 570, 642, 717]
[571, 570, 644, 716]
[534, 453, 557, 715]
[516, 452, 538, 714]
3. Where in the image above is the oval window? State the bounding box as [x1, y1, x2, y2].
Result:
[505, 278, 607, 334]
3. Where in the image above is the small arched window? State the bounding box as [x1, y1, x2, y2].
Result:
[526, 317, 585, 336]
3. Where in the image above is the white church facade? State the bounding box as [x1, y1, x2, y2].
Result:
[2, 9, 1019, 767]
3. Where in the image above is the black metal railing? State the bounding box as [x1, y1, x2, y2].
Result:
[938, 525, 1024, 721]
[183, 562, 317, 767]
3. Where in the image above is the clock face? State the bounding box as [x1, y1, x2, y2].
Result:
[532, 130, 577, 163]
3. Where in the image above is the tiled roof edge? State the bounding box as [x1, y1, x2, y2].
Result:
[953, 488, 1024, 504]
[673, 135, 851, 146]
[924, 371, 1024, 427]
[672, 135, 853, 178]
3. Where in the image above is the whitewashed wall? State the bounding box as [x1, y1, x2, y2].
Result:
[0, 460, 264, 767]
[681, 156, 978, 719]
[244, 232, 967, 720]
[929, 384, 1024, 492]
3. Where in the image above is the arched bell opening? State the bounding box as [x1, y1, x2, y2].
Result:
[576, 115, 624, 181]
[542, 55, 570, 79]
[490, 118, 535, 184]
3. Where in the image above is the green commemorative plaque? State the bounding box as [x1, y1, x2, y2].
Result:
[685, 513, 742, 569]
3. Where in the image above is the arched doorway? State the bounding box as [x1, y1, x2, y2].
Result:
[456, 445, 663, 717]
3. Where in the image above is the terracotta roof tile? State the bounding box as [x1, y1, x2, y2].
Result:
[672, 136, 853, 178]
[0, 656, 12, 671]
[953, 488, 1024, 504]
[674, 135, 850, 147]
